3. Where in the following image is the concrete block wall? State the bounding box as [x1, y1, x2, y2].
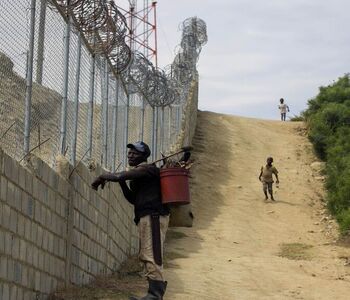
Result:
[0, 149, 138, 299]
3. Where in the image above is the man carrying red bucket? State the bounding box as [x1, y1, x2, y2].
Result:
[91, 141, 170, 300]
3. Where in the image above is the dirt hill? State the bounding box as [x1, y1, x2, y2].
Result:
[163, 111, 350, 300]
[51, 111, 350, 299]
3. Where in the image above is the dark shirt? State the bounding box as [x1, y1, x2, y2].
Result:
[119, 164, 170, 224]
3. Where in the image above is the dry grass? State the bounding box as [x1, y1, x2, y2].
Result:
[48, 256, 147, 300]
[278, 243, 313, 261]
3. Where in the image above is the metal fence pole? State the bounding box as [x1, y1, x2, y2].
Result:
[111, 80, 119, 172]
[59, 17, 71, 154]
[176, 105, 180, 133]
[102, 59, 109, 167]
[70, 33, 82, 166]
[24, 0, 37, 156]
[124, 92, 130, 167]
[160, 106, 165, 153]
[168, 106, 172, 146]
[152, 106, 158, 161]
[36, 0, 47, 84]
[87, 54, 96, 160]
[140, 98, 145, 141]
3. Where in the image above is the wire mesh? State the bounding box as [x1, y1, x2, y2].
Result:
[0, 0, 207, 171]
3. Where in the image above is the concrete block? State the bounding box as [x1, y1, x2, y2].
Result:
[31, 222, 38, 244]
[6, 181, 14, 204]
[0, 256, 7, 279]
[42, 229, 48, 251]
[1, 202, 10, 229]
[7, 258, 14, 281]
[47, 189, 56, 213]
[0, 229, 4, 253]
[55, 195, 61, 216]
[25, 195, 34, 218]
[57, 177, 69, 199]
[3, 153, 18, 183]
[37, 226, 43, 248]
[49, 170, 59, 191]
[39, 250, 44, 270]
[59, 238, 65, 258]
[35, 271, 40, 291]
[44, 252, 50, 273]
[10, 285, 17, 300]
[13, 185, 22, 211]
[4, 231, 12, 255]
[25, 170, 33, 195]
[18, 166, 26, 190]
[9, 208, 17, 233]
[0, 176, 7, 202]
[24, 219, 32, 241]
[20, 239, 26, 261]
[2, 283, 9, 300]
[41, 163, 50, 186]
[32, 177, 40, 201]
[34, 201, 41, 224]
[16, 287, 23, 300]
[26, 244, 33, 266]
[48, 232, 54, 253]
[13, 261, 22, 283]
[27, 267, 35, 289]
[12, 236, 20, 259]
[21, 265, 28, 288]
[39, 185, 48, 205]
[0, 148, 2, 172]
[17, 215, 25, 237]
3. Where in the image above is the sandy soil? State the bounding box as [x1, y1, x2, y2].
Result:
[163, 111, 350, 300]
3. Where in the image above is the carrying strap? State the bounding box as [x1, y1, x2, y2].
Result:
[150, 214, 162, 266]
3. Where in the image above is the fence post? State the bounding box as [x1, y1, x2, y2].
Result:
[87, 54, 96, 160]
[111, 80, 119, 172]
[168, 106, 172, 146]
[160, 106, 165, 153]
[23, 0, 37, 156]
[102, 59, 109, 168]
[59, 16, 71, 154]
[140, 98, 145, 141]
[123, 93, 130, 167]
[152, 107, 159, 160]
[36, 0, 47, 84]
[70, 33, 82, 166]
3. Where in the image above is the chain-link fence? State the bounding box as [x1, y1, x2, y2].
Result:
[0, 0, 207, 172]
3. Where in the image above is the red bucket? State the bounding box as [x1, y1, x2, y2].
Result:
[160, 167, 190, 205]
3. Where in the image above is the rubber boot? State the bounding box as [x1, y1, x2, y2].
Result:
[129, 280, 167, 300]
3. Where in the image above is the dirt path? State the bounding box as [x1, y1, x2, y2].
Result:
[164, 111, 350, 300]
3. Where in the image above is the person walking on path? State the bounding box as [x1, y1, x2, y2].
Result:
[278, 98, 290, 121]
[258, 157, 279, 201]
[91, 141, 170, 300]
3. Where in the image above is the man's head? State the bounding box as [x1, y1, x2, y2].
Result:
[267, 157, 273, 165]
[280, 98, 284, 104]
[127, 141, 151, 166]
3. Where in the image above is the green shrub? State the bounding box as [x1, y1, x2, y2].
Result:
[289, 114, 304, 122]
[335, 209, 350, 234]
[305, 74, 350, 232]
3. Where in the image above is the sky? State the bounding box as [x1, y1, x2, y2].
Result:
[3, 0, 349, 121]
[133, 0, 350, 120]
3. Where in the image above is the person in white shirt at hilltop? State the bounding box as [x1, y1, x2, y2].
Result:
[278, 98, 290, 121]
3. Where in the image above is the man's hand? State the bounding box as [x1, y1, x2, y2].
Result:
[91, 176, 106, 191]
[276, 180, 280, 184]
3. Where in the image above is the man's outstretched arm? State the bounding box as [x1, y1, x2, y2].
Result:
[91, 167, 150, 190]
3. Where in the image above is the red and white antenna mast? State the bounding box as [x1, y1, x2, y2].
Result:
[118, 0, 158, 67]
